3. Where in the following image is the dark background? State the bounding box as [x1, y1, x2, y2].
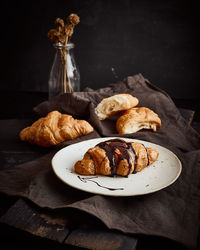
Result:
[1, 0, 200, 99]
[0, 1, 200, 249]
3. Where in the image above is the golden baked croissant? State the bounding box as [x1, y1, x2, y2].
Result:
[74, 139, 159, 177]
[95, 94, 139, 120]
[116, 107, 161, 134]
[19, 110, 94, 147]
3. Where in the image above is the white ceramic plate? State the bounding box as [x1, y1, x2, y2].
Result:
[52, 137, 182, 196]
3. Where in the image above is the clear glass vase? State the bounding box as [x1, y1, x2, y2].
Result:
[48, 42, 80, 99]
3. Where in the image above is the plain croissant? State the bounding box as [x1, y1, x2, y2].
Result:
[19, 110, 94, 147]
[75, 139, 159, 177]
[116, 107, 161, 134]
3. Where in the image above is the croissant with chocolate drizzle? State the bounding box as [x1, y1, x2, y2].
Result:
[74, 139, 159, 177]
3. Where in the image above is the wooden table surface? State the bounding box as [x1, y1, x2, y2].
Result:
[0, 91, 199, 250]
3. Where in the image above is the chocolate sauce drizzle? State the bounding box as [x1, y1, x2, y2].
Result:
[77, 176, 124, 191]
[97, 139, 137, 177]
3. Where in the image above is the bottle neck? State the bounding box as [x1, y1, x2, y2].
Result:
[53, 42, 75, 51]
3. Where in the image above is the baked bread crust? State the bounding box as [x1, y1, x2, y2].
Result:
[116, 107, 161, 134]
[74, 139, 159, 176]
[19, 110, 94, 147]
[95, 94, 139, 120]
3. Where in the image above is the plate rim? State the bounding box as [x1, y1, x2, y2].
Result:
[51, 137, 182, 197]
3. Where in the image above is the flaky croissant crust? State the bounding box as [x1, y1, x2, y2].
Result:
[75, 139, 159, 177]
[116, 107, 161, 134]
[19, 111, 94, 147]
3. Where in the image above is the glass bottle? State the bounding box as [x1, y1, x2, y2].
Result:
[48, 42, 80, 99]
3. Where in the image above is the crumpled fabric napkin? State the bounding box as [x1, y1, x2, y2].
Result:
[0, 74, 200, 249]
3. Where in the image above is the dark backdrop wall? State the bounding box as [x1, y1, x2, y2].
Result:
[1, 0, 199, 99]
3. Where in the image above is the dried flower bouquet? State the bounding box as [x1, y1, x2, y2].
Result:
[47, 14, 80, 93]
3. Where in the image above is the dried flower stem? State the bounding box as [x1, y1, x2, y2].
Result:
[63, 36, 73, 93]
[57, 61, 62, 92]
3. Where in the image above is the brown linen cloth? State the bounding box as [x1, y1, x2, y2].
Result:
[0, 74, 200, 249]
